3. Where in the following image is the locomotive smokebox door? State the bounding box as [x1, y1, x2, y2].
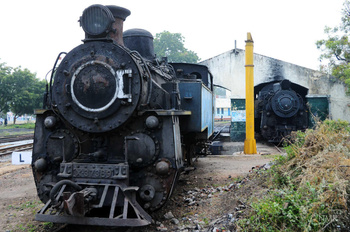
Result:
[52, 42, 144, 133]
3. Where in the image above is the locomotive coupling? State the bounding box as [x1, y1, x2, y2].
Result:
[63, 187, 98, 217]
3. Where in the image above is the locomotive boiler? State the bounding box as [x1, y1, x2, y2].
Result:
[254, 79, 308, 143]
[32, 4, 213, 226]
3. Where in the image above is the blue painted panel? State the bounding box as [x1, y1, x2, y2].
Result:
[201, 86, 213, 137]
[178, 82, 201, 132]
[178, 82, 213, 138]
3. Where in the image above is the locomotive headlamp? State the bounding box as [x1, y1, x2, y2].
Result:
[80, 4, 115, 37]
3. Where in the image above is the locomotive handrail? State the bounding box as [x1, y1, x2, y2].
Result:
[137, 109, 192, 116]
[129, 50, 153, 105]
[49, 52, 67, 107]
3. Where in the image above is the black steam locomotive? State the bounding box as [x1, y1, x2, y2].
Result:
[254, 79, 308, 143]
[32, 5, 213, 226]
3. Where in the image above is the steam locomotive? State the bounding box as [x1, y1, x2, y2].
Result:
[254, 79, 308, 143]
[32, 5, 213, 226]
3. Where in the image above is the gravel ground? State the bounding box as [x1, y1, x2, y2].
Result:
[0, 141, 280, 232]
[135, 152, 277, 232]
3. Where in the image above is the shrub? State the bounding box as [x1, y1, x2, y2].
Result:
[239, 120, 350, 231]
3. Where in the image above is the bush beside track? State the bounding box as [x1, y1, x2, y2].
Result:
[237, 120, 350, 231]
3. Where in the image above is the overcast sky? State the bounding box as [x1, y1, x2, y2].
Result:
[0, 0, 345, 80]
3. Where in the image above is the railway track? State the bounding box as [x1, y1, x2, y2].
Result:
[211, 122, 231, 141]
[0, 133, 33, 144]
[0, 141, 33, 157]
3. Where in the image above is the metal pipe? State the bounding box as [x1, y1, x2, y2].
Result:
[49, 180, 82, 204]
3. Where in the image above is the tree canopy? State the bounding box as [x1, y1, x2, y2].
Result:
[316, 0, 350, 91]
[153, 31, 200, 63]
[0, 62, 12, 114]
[0, 61, 45, 123]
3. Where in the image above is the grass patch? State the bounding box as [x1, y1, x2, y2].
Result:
[237, 119, 350, 231]
[0, 123, 34, 136]
[15, 223, 37, 232]
[261, 154, 282, 160]
[8, 200, 41, 211]
[0, 123, 35, 130]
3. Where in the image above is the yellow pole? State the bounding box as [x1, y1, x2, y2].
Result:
[244, 32, 257, 154]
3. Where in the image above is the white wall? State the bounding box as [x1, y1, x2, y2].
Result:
[201, 49, 350, 122]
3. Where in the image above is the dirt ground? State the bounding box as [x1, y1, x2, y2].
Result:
[0, 142, 281, 232]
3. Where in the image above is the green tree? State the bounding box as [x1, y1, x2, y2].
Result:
[316, 0, 350, 91]
[0, 62, 12, 114]
[154, 31, 200, 63]
[7, 67, 45, 124]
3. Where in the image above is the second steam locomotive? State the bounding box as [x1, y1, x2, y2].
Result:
[254, 79, 309, 143]
[31, 5, 213, 226]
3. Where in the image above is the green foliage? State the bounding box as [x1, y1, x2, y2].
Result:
[42, 222, 54, 229]
[282, 129, 308, 161]
[323, 118, 350, 132]
[0, 60, 45, 123]
[202, 217, 210, 225]
[8, 200, 41, 211]
[8, 67, 46, 122]
[238, 120, 350, 231]
[16, 223, 37, 232]
[316, 0, 350, 93]
[0, 62, 12, 114]
[240, 182, 330, 232]
[154, 31, 199, 63]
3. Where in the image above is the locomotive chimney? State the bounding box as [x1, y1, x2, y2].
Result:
[106, 5, 131, 46]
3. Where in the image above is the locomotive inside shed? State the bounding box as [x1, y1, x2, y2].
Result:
[254, 79, 309, 143]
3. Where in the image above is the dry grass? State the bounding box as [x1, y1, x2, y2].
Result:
[282, 119, 350, 225]
[238, 119, 350, 231]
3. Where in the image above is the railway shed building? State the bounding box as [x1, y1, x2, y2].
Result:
[200, 48, 350, 123]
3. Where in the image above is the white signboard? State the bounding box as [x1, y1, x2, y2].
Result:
[231, 110, 246, 122]
[12, 151, 32, 165]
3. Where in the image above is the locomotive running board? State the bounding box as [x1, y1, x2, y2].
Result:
[35, 184, 152, 227]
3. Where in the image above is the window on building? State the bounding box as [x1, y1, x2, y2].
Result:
[228, 108, 231, 116]
[217, 108, 220, 115]
[221, 108, 224, 114]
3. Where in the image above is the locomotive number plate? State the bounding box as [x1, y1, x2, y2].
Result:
[59, 163, 128, 180]
[74, 166, 113, 178]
